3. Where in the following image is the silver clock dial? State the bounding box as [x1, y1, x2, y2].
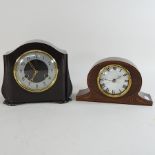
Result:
[14, 50, 58, 92]
[97, 64, 132, 97]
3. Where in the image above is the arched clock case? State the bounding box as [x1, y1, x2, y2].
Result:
[76, 57, 153, 106]
[2, 41, 72, 105]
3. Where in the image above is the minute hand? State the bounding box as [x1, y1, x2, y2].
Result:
[103, 78, 112, 81]
[115, 76, 122, 80]
[30, 70, 38, 82]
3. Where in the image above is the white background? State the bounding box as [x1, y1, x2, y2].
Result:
[0, 0, 155, 155]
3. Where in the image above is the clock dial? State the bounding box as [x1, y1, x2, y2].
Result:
[97, 64, 132, 97]
[14, 50, 58, 92]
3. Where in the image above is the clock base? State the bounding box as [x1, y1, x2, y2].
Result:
[76, 88, 153, 106]
[3, 98, 72, 106]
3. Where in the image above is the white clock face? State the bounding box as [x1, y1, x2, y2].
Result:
[97, 64, 132, 97]
[14, 50, 58, 92]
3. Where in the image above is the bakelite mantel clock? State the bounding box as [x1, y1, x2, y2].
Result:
[2, 40, 72, 105]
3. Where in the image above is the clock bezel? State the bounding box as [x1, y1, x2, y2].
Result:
[13, 50, 58, 93]
[97, 64, 132, 98]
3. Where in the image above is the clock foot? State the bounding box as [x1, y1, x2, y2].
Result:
[136, 92, 153, 106]
[3, 100, 17, 106]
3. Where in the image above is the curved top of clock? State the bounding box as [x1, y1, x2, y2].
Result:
[87, 57, 142, 97]
[4, 40, 67, 56]
[93, 57, 138, 69]
[24, 40, 67, 54]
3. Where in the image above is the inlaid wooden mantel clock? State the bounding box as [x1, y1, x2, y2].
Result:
[2, 40, 72, 105]
[76, 57, 153, 106]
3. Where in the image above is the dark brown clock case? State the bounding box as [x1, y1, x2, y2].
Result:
[1, 40, 72, 105]
[76, 57, 153, 106]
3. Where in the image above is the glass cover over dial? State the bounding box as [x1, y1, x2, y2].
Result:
[14, 50, 58, 92]
[97, 64, 132, 97]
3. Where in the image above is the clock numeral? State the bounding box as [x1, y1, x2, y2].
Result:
[42, 56, 44, 60]
[112, 90, 115, 94]
[125, 80, 129, 83]
[106, 88, 109, 92]
[35, 55, 38, 59]
[36, 84, 38, 88]
[20, 69, 22, 73]
[123, 85, 127, 89]
[48, 76, 51, 80]
[123, 73, 128, 76]
[27, 57, 30, 61]
[22, 77, 25, 81]
[21, 62, 25, 66]
[119, 89, 122, 93]
[120, 69, 122, 72]
[48, 61, 51, 65]
[102, 83, 105, 88]
[43, 81, 46, 85]
[107, 68, 110, 71]
[113, 67, 117, 70]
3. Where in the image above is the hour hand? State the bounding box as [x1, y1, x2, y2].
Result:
[29, 62, 37, 72]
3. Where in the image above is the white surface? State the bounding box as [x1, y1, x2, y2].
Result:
[0, 0, 155, 155]
[14, 50, 58, 92]
[98, 65, 131, 96]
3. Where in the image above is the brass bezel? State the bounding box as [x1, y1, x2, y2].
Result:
[97, 64, 132, 98]
[13, 50, 58, 93]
